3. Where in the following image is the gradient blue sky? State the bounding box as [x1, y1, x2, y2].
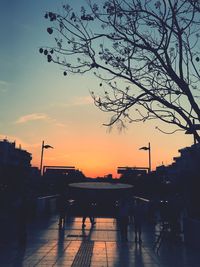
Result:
[0, 0, 193, 177]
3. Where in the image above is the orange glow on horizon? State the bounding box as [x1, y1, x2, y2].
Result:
[2, 121, 193, 179]
[30, 143, 179, 178]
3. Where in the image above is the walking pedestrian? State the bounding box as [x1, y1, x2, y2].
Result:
[81, 199, 96, 228]
[58, 189, 67, 228]
[133, 199, 143, 243]
[118, 197, 130, 242]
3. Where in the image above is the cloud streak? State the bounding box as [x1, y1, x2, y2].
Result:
[71, 96, 94, 106]
[15, 113, 48, 124]
[51, 96, 94, 109]
[0, 80, 8, 86]
[0, 80, 9, 92]
[15, 113, 67, 128]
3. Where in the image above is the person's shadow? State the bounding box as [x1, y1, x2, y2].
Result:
[116, 242, 130, 266]
[81, 224, 94, 241]
[56, 227, 65, 258]
[134, 243, 145, 267]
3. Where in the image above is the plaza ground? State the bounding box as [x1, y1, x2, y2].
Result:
[1, 215, 200, 267]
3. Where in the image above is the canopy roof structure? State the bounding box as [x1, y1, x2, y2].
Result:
[69, 182, 133, 190]
[68, 182, 133, 200]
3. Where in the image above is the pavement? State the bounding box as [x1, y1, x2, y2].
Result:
[0, 215, 200, 267]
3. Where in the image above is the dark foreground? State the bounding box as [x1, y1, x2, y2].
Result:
[0, 215, 200, 267]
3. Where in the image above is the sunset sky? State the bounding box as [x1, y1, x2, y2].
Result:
[0, 0, 193, 178]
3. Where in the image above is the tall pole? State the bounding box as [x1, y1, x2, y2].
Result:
[40, 140, 44, 176]
[148, 142, 151, 173]
[193, 119, 197, 145]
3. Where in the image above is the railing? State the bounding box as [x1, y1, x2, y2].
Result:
[36, 194, 59, 216]
[134, 196, 150, 202]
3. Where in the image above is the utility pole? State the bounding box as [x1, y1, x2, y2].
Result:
[139, 142, 152, 173]
[40, 140, 54, 176]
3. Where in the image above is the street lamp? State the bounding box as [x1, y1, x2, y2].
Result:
[139, 142, 151, 173]
[40, 140, 54, 176]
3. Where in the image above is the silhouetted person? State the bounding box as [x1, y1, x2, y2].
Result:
[81, 199, 95, 228]
[118, 197, 130, 242]
[133, 199, 143, 243]
[58, 190, 67, 228]
[128, 197, 135, 224]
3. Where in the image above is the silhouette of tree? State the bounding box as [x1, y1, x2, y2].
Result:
[41, 0, 200, 142]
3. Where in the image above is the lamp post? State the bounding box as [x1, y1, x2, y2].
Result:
[40, 140, 54, 176]
[139, 142, 151, 173]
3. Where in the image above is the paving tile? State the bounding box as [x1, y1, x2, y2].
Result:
[1, 216, 200, 267]
[54, 262, 74, 267]
[22, 259, 41, 266]
[90, 262, 108, 267]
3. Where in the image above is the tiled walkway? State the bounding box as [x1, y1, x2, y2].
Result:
[0, 216, 200, 267]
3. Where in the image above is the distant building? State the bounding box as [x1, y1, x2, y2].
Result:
[0, 139, 32, 168]
[156, 142, 200, 181]
[104, 174, 113, 180]
[117, 167, 148, 186]
[43, 166, 76, 176]
[43, 165, 86, 185]
[175, 143, 200, 173]
[118, 167, 148, 176]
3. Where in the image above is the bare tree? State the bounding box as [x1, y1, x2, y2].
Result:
[40, 0, 200, 142]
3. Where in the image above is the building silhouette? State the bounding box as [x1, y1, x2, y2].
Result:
[156, 143, 200, 182]
[0, 139, 32, 168]
[41, 166, 86, 194]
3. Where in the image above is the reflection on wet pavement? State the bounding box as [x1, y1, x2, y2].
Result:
[0, 216, 200, 266]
